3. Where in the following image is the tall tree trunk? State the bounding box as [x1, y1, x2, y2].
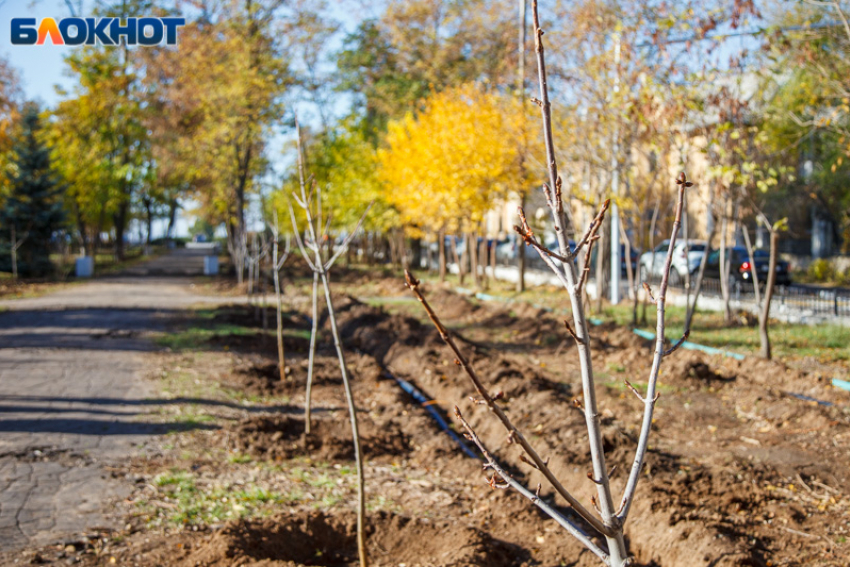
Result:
[516, 0, 527, 293]
[411, 237, 422, 269]
[489, 236, 497, 285]
[11, 226, 19, 280]
[235, 182, 247, 283]
[166, 199, 178, 241]
[470, 231, 480, 288]
[478, 233, 488, 290]
[452, 235, 465, 285]
[438, 229, 447, 282]
[74, 204, 89, 256]
[144, 198, 154, 245]
[113, 202, 128, 261]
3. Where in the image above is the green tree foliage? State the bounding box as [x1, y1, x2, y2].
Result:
[336, 0, 516, 129]
[273, 116, 397, 235]
[759, 2, 850, 249]
[141, 5, 290, 278]
[50, 44, 147, 258]
[1, 105, 65, 276]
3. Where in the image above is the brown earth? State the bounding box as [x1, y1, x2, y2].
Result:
[9, 276, 849, 567]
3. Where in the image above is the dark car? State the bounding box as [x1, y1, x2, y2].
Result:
[704, 247, 791, 289]
[589, 243, 640, 278]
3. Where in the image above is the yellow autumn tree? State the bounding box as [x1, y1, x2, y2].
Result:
[378, 84, 527, 235]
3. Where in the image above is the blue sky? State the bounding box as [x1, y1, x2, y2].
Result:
[0, 0, 78, 107]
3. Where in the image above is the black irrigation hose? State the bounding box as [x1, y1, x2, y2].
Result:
[382, 370, 480, 460]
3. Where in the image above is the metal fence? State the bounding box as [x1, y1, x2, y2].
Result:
[667, 278, 850, 318]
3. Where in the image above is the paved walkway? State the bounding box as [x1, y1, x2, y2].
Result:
[0, 249, 236, 550]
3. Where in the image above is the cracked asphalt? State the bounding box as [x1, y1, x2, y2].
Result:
[0, 249, 236, 551]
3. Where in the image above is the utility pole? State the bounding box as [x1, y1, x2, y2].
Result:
[610, 33, 621, 304]
[516, 0, 527, 292]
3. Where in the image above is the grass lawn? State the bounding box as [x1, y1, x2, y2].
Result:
[408, 270, 850, 365]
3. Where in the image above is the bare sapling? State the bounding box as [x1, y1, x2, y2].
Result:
[270, 214, 292, 381]
[9, 226, 29, 280]
[403, 2, 692, 564]
[740, 212, 786, 360]
[289, 118, 373, 567]
[684, 205, 718, 330]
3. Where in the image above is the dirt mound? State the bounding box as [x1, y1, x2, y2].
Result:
[230, 358, 335, 396]
[184, 510, 524, 567]
[667, 355, 736, 384]
[226, 414, 411, 462]
[336, 298, 433, 363]
[426, 288, 480, 320]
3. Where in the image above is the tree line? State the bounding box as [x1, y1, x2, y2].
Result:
[0, 0, 848, 282]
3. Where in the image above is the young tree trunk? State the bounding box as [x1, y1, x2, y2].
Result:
[273, 246, 286, 381]
[260, 255, 268, 333]
[685, 211, 717, 330]
[516, 196, 526, 292]
[742, 224, 774, 360]
[718, 207, 733, 324]
[319, 271, 368, 567]
[759, 230, 779, 360]
[641, 199, 661, 326]
[304, 272, 320, 435]
[618, 218, 636, 326]
[594, 217, 607, 313]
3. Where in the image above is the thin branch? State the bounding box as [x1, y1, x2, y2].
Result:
[569, 199, 611, 262]
[617, 172, 689, 523]
[288, 203, 318, 273]
[454, 408, 611, 565]
[514, 207, 572, 263]
[323, 201, 375, 271]
[404, 271, 613, 538]
[663, 330, 690, 357]
[641, 282, 657, 304]
[624, 380, 659, 404]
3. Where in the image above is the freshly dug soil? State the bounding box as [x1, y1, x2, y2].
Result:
[225, 414, 412, 462]
[18, 282, 847, 567]
[183, 510, 524, 567]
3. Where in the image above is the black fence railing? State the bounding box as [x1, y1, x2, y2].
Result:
[666, 278, 850, 318]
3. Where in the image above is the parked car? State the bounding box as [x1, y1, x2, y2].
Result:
[703, 247, 791, 289]
[495, 237, 577, 266]
[638, 239, 707, 285]
[588, 243, 640, 278]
